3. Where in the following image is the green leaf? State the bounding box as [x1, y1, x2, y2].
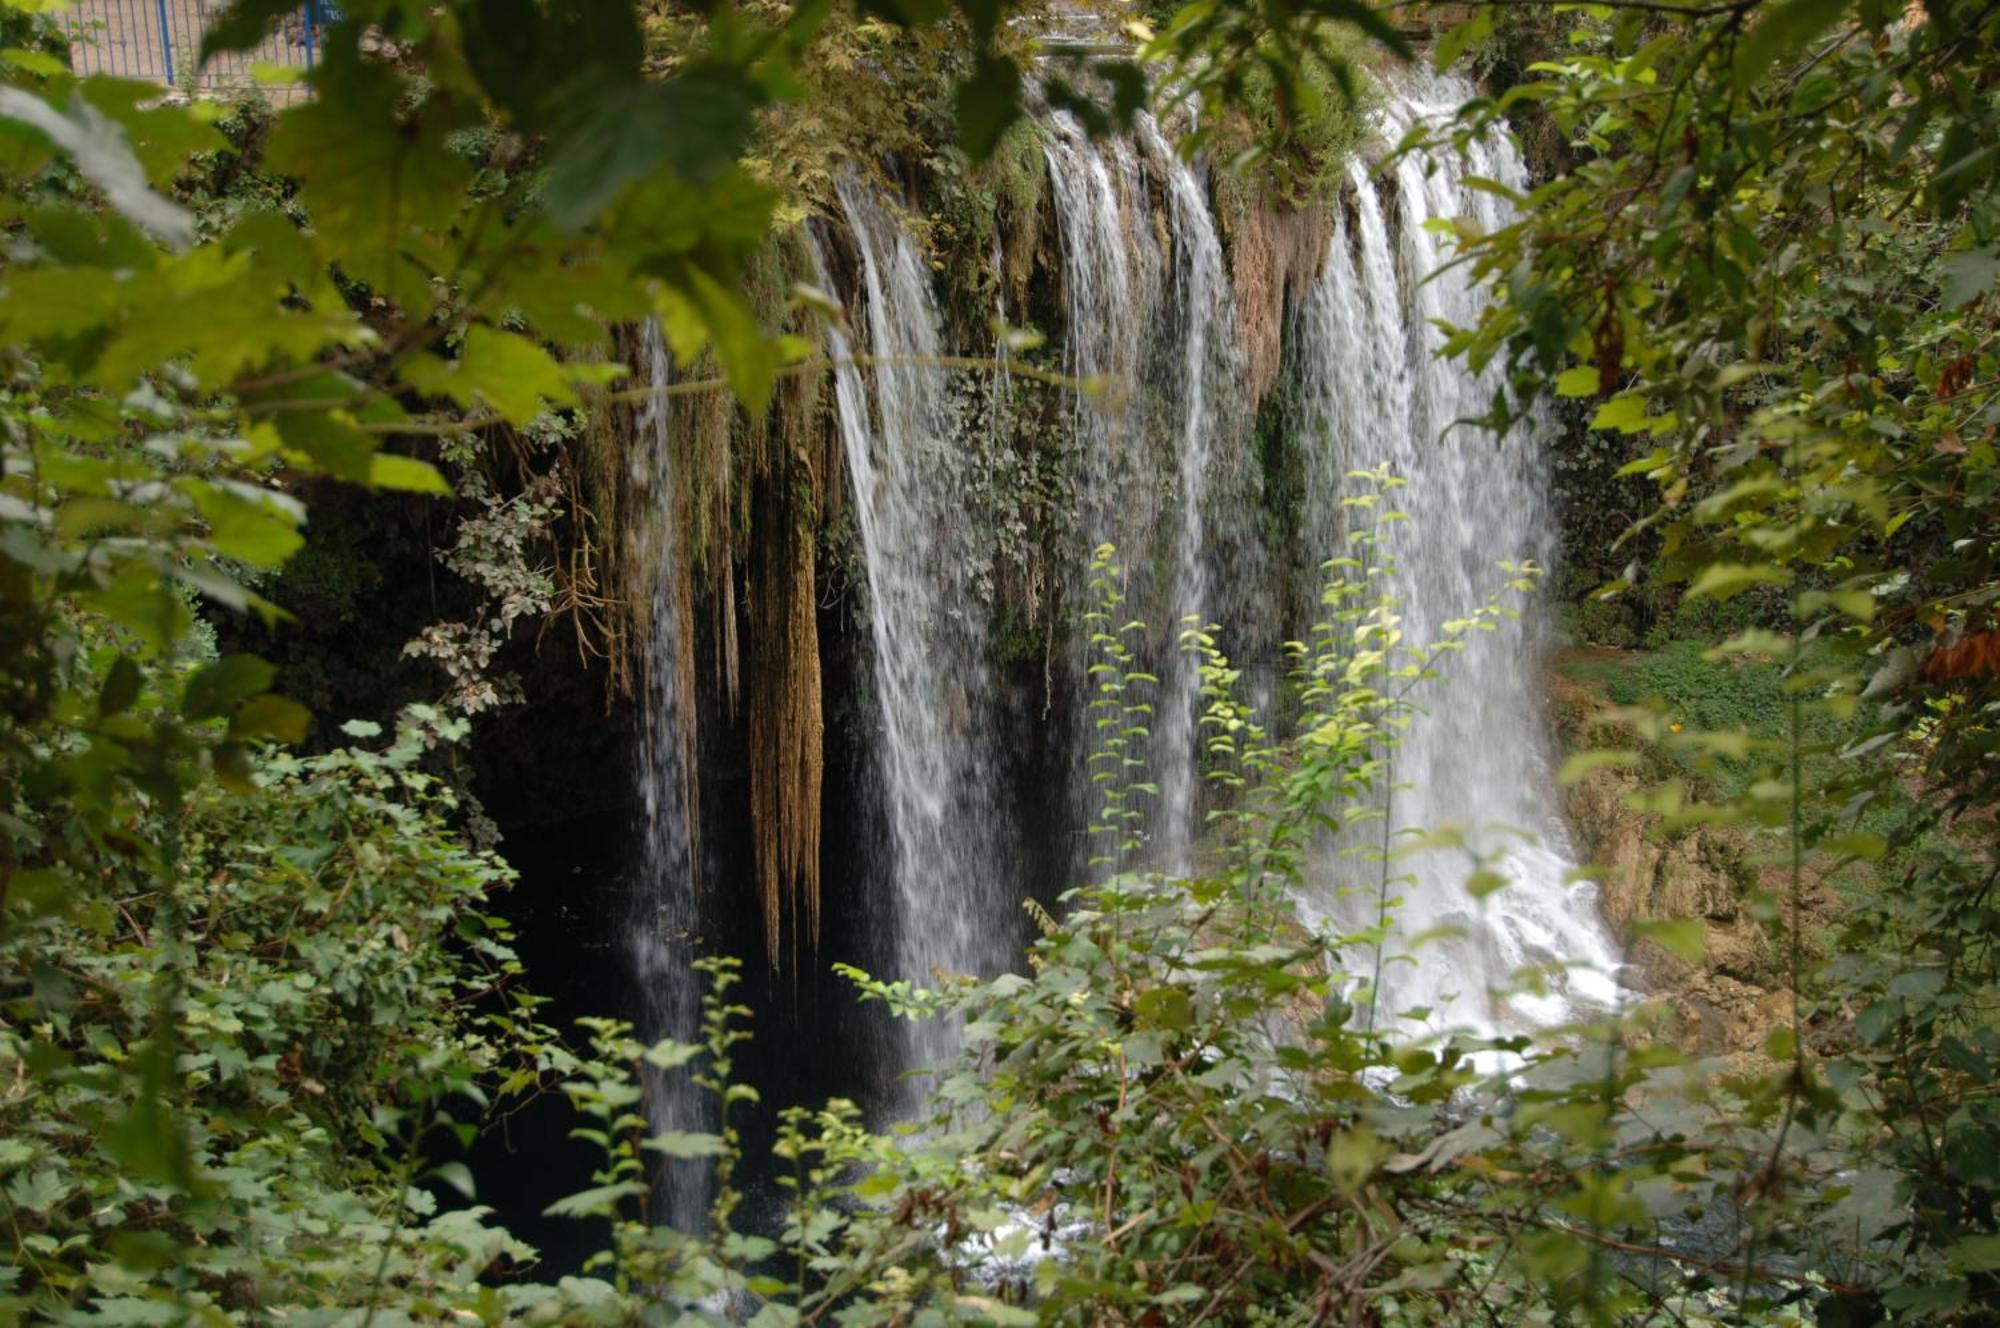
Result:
[1327, 1126, 1383, 1195]
[1882, 1282, 1967, 1315]
[952, 1299, 1035, 1327]
[1947, 1234, 2000, 1273]
[264, 58, 475, 307]
[642, 1039, 702, 1070]
[643, 1130, 728, 1159]
[1555, 365, 1600, 397]
[367, 453, 453, 496]
[102, 1038, 191, 1189]
[427, 1161, 477, 1201]
[955, 53, 1023, 160]
[271, 412, 378, 483]
[0, 85, 194, 249]
[1889, 968, 1945, 1001]
[106, 1230, 180, 1273]
[1614, 447, 1671, 478]
[79, 76, 230, 188]
[542, 1180, 646, 1217]
[461, 0, 642, 131]
[1134, 985, 1194, 1032]
[539, 66, 760, 228]
[1558, 750, 1638, 786]
[1686, 562, 1791, 601]
[1099, 60, 1148, 131]
[1764, 1026, 1796, 1063]
[1590, 395, 1650, 433]
[182, 655, 276, 721]
[82, 569, 192, 651]
[1856, 999, 1901, 1045]
[227, 694, 311, 745]
[1433, 10, 1494, 73]
[1732, 0, 1846, 90]
[193, 485, 306, 569]
[1632, 918, 1704, 964]
[6, 869, 75, 920]
[680, 267, 783, 413]
[99, 655, 142, 718]
[1818, 831, 1885, 864]
[403, 326, 578, 426]
[1940, 247, 2000, 309]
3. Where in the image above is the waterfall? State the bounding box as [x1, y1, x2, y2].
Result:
[1045, 115, 1150, 878]
[810, 177, 1017, 1098]
[1146, 116, 1242, 873]
[628, 320, 710, 1228]
[1044, 114, 1160, 568]
[1290, 73, 1621, 1035]
[1044, 114, 1253, 873]
[625, 85, 1622, 1137]
[1290, 160, 1410, 630]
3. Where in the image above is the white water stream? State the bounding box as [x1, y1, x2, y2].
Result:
[1289, 73, 1621, 1035]
[810, 178, 1019, 1099]
[628, 320, 710, 1228]
[1043, 113, 1257, 873]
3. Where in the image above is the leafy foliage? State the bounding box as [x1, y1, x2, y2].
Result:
[8, 0, 2000, 1322]
[0, 0, 1053, 1318]
[1415, 0, 2000, 1314]
[0, 701, 583, 1321]
[536, 512, 1851, 1327]
[1134, 0, 1408, 173]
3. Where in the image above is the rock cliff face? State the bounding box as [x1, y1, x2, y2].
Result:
[1550, 656, 1837, 1069]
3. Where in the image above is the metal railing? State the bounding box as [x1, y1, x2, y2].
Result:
[61, 0, 336, 95]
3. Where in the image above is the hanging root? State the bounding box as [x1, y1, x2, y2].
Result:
[748, 451, 825, 969]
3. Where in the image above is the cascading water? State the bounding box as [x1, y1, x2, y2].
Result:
[1044, 114, 1160, 568]
[1044, 115, 1154, 879]
[809, 177, 1018, 1098]
[1145, 117, 1243, 873]
[1044, 114, 1254, 873]
[1290, 72, 1621, 1035]
[1289, 159, 1410, 631]
[628, 320, 710, 1228]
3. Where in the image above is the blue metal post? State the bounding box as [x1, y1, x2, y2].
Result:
[302, 0, 317, 68]
[153, 0, 173, 81]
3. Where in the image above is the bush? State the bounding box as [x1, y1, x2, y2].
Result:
[0, 705, 582, 1321]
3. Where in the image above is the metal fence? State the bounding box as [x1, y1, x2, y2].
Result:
[61, 0, 336, 96]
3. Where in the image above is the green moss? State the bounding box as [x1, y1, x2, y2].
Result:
[990, 602, 1043, 668]
[1557, 636, 1974, 918]
[1249, 376, 1307, 619]
[1209, 27, 1377, 209]
[922, 115, 1048, 337]
[1639, 583, 1789, 650]
[1600, 641, 1835, 797]
[1554, 651, 1629, 691]
[1560, 596, 1639, 647]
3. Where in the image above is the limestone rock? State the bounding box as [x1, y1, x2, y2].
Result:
[1553, 656, 1833, 1071]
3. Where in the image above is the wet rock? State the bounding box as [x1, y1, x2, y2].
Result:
[1552, 656, 1833, 1071]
